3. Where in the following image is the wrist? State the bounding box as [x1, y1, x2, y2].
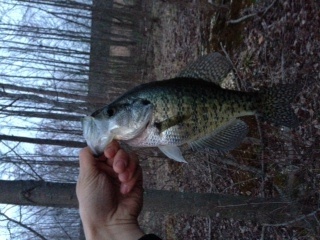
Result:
[83, 221, 145, 240]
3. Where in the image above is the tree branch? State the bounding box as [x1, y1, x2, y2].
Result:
[262, 209, 320, 227]
[227, 0, 277, 24]
[0, 134, 86, 148]
[0, 211, 47, 240]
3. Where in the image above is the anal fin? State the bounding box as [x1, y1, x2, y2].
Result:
[189, 119, 248, 152]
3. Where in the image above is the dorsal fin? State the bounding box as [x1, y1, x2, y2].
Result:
[177, 52, 232, 86]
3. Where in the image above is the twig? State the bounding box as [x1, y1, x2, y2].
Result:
[206, 149, 294, 202]
[314, 213, 320, 225]
[0, 211, 48, 240]
[272, 183, 289, 201]
[255, 115, 266, 198]
[216, 201, 291, 208]
[2, 142, 43, 181]
[209, 153, 264, 176]
[281, 48, 285, 82]
[219, 42, 242, 90]
[260, 225, 266, 240]
[262, 0, 277, 16]
[0, 98, 19, 111]
[228, 13, 257, 24]
[228, 0, 277, 24]
[262, 209, 320, 227]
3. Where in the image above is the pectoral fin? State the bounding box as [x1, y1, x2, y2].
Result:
[155, 115, 191, 133]
[158, 145, 187, 163]
[189, 119, 248, 152]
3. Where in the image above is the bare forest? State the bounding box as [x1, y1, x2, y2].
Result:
[0, 0, 319, 239]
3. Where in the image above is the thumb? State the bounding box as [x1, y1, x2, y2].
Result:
[79, 147, 97, 178]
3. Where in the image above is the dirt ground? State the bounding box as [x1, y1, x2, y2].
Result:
[135, 0, 319, 239]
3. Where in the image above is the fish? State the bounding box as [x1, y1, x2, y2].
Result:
[82, 52, 300, 163]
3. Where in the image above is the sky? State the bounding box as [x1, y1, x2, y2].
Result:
[0, 1, 91, 236]
[0, 0, 91, 157]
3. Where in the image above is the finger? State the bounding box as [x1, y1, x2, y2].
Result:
[79, 147, 97, 176]
[118, 152, 138, 183]
[96, 162, 118, 179]
[104, 140, 120, 166]
[120, 165, 142, 194]
[77, 147, 98, 196]
[104, 140, 120, 159]
[113, 149, 138, 174]
[113, 149, 130, 174]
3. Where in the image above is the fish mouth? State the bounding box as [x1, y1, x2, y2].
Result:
[82, 116, 114, 155]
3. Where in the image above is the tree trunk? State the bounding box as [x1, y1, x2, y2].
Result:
[0, 180, 299, 224]
[0, 134, 85, 148]
[0, 180, 78, 208]
[0, 91, 86, 114]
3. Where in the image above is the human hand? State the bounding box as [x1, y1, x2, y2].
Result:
[76, 140, 144, 240]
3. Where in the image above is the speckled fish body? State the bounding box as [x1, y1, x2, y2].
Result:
[82, 53, 299, 162]
[121, 78, 255, 147]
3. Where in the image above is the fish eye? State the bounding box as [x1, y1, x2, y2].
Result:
[107, 108, 115, 117]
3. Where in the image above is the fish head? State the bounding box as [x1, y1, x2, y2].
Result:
[82, 98, 153, 155]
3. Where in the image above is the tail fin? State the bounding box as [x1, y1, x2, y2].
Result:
[258, 84, 300, 128]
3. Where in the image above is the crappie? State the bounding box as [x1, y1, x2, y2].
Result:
[83, 53, 299, 162]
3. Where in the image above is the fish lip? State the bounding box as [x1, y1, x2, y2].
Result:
[83, 98, 154, 154]
[82, 116, 113, 155]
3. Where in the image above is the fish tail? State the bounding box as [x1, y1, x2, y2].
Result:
[257, 84, 300, 128]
